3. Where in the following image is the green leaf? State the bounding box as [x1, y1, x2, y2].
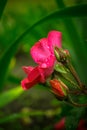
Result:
[0, 0, 7, 19]
[54, 63, 67, 74]
[0, 86, 23, 108]
[65, 107, 85, 130]
[0, 4, 87, 90]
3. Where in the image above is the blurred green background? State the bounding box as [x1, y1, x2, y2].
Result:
[0, 0, 87, 130]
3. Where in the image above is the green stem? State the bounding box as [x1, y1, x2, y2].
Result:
[66, 96, 87, 107]
[66, 62, 87, 95]
[67, 62, 83, 89]
[69, 90, 81, 95]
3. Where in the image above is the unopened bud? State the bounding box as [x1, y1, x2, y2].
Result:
[63, 49, 70, 57]
[50, 79, 69, 100]
[54, 47, 60, 61]
[54, 47, 70, 64]
[54, 62, 67, 74]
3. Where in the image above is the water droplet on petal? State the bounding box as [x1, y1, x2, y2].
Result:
[41, 63, 47, 68]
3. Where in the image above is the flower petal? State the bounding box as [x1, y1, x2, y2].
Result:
[21, 77, 39, 90]
[22, 66, 34, 74]
[54, 118, 65, 130]
[27, 66, 44, 82]
[21, 66, 46, 90]
[30, 38, 51, 65]
[48, 30, 62, 53]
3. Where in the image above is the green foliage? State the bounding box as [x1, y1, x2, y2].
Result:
[0, 0, 87, 129]
[65, 107, 85, 130]
[0, 0, 7, 19]
[0, 86, 23, 108]
[54, 63, 67, 74]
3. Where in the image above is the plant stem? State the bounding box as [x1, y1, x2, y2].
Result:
[69, 90, 82, 95]
[67, 62, 83, 89]
[66, 96, 87, 107]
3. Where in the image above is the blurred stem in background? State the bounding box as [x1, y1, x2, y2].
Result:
[76, 0, 87, 45]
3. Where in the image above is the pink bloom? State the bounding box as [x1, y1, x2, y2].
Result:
[77, 119, 87, 130]
[54, 118, 87, 130]
[54, 118, 65, 130]
[21, 30, 62, 90]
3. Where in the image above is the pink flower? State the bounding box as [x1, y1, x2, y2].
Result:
[21, 30, 62, 90]
[54, 118, 87, 130]
[77, 119, 87, 130]
[54, 118, 65, 130]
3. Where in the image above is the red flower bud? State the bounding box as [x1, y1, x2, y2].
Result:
[64, 49, 70, 56]
[50, 79, 68, 100]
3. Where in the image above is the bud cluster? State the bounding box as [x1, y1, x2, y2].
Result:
[50, 46, 87, 107]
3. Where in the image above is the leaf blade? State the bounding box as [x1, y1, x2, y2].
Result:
[0, 86, 23, 108]
[0, 0, 7, 19]
[65, 108, 85, 130]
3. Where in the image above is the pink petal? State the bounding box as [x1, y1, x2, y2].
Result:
[42, 66, 54, 78]
[22, 66, 45, 83]
[21, 66, 46, 90]
[21, 78, 30, 90]
[30, 38, 51, 65]
[21, 77, 40, 90]
[22, 66, 34, 74]
[27, 66, 39, 81]
[37, 67, 46, 83]
[47, 30, 62, 53]
[54, 118, 65, 130]
[40, 53, 55, 68]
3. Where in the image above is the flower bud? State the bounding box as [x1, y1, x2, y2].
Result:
[54, 62, 67, 74]
[54, 47, 70, 64]
[54, 47, 60, 61]
[50, 79, 68, 100]
[63, 49, 70, 57]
